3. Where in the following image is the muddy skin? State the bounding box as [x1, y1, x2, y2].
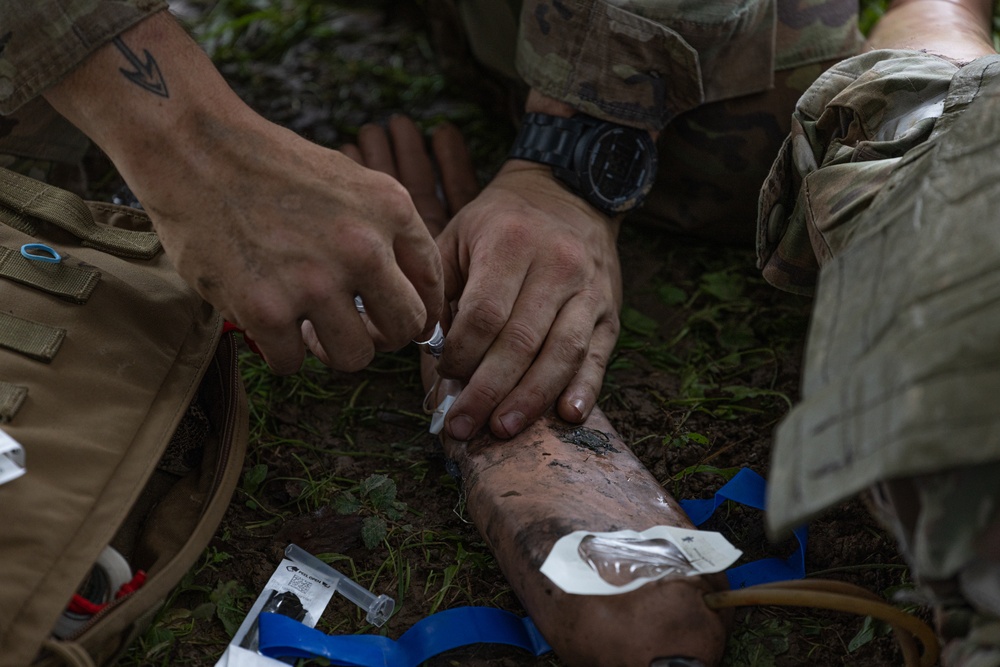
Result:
[426, 362, 730, 667]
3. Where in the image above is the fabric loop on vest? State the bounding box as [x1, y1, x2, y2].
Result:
[0, 381, 27, 423]
[0, 246, 100, 303]
[0, 312, 65, 362]
[0, 169, 160, 259]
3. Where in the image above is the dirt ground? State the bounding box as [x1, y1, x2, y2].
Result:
[121, 2, 921, 665]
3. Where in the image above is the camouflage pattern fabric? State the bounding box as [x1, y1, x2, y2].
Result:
[871, 471, 1000, 667]
[761, 50, 1000, 665]
[428, 0, 860, 243]
[516, 0, 861, 132]
[757, 50, 974, 294]
[632, 59, 845, 244]
[0, 0, 166, 115]
[0, 1, 165, 182]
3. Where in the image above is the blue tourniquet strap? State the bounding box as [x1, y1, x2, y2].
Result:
[679, 467, 807, 589]
[257, 606, 552, 666]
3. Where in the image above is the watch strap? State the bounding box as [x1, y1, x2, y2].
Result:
[508, 113, 591, 170]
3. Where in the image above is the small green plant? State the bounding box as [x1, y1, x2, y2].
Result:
[335, 473, 408, 549]
[723, 616, 794, 667]
[120, 547, 242, 665]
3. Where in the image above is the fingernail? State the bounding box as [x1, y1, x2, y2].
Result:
[567, 396, 586, 421]
[498, 411, 525, 437]
[448, 414, 475, 441]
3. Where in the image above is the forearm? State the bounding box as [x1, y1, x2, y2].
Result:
[44, 12, 291, 222]
[865, 0, 995, 60]
[42, 10, 258, 200]
[0, 0, 166, 114]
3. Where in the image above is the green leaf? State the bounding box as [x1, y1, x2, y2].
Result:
[671, 464, 742, 482]
[688, 432, 709, 445]
[718, 322, 756, 350]
[361, 516, 387, 549]
[701, 270, 745, 301]
[334, 491, 360, 515]
[192, 602, 216, 620]
[242, 463, 268, 494]
[210, 580, 244, 638]
[620, 306, 658, 338]
[848, 616, 884, 652]
[385, 506, 403, 521]
[656, 284, 687, 306]
[143, 625, 176, 657]
[362, 474, 397, 510]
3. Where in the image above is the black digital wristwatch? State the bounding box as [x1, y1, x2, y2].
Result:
[508, 112, 658, 217]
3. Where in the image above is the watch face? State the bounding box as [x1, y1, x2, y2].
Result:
[584, 127, 657, 213]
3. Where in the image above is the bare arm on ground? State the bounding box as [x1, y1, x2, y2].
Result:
[866, 0, 995, 58]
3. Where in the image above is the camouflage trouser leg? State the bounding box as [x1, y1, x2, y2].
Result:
[631, 61, 841, 245]
[872, 474, 1000, 667]
[0, 97, 90, 194]
[422, 0, 857, 245]
[759, 50, 1000, 666]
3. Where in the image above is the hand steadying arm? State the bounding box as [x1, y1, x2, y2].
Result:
[434, 90, 660, 440]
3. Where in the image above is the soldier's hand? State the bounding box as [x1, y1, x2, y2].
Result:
[303, 116, 479, 365]
[436, 160, 623, 440]
[146, 119, 444, 374]
[43, 11, 443, 374]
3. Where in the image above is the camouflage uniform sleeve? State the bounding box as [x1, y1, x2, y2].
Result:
[0, 0, 168, 114]
[516, 0, 777, 131]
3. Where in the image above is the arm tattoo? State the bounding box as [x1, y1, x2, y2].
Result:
[112, 36, 169, 98]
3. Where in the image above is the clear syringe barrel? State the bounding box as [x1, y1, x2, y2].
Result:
[284, 544, 395, 626]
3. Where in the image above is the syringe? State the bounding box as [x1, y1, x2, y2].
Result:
[354, 296, 445, 358]
[284, 544, 394, 627]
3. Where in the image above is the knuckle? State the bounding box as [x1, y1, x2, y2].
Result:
[587, 349, 610, 376]
[384, 316, 424, 351]
[340, 227, 390, 269]
[466, 379, 507, 410]
[461, 296, 509, 338]
[604, 314, 621, 339]
[242, 300, 291, 334]
[499, 319, 541, 357]
[517, 383, 552, 413]
[554, 332, 589, 368]
[378, 178, 417, 217]
[263, 346, 303, 376]
[547, 240, 587, 280]
[331, 345, 375, 372]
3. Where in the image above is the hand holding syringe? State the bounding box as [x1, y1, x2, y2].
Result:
[354, 296, 445, 358]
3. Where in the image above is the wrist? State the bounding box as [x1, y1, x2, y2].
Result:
[507, 110, 658, 218]
[492, 161, 623, 234]
[524, 89, 577, 118]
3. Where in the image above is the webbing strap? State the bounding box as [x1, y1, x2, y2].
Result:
[0, 246, 100, 303]
[680, 468, 808, 589]
[0, 312, 65, 362]
[259, 607, 552, 666]
[0, 169, 160, 259]
[0, 381, 26, 423]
